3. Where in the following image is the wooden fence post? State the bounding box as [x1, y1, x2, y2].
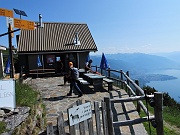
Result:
[94, 101, 102, 135]
[126, 71, 131, 96]
[96, 65, 98, 72]
[104, 97, 114, 135]
[85, 100, 94, 135]
[154, 92, 164, 135]
[101, 101, 109, 135]
[120, 70, 124, 89]
[108, 68, 110, 78]
[135, 80, 140, 113]
[46, 122, 54, 135]
[57, 111, 66, 135]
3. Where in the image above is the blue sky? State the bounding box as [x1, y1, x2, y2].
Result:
[1, 0, 180, 54]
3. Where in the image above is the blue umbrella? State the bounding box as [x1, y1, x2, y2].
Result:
[100, 53, 109, 70]
[4, 55, 10, 74]
[37, 55, 42, 67]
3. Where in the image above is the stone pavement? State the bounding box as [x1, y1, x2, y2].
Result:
[29, 76, 148, 135]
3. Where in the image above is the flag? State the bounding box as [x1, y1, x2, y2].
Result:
[4, 55, 10, 74]
[37, 55, 42, 67]
[100, 53, 109, 70]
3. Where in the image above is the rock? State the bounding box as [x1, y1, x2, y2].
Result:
[13, 108, 19, 114]
[0, 107, 13, 113]
[4, 112, 29, 130]
[2, 106, 30, 130]
[18, 107, 30, 115]
[0, 117, 4, 121]
[0, 110, 5, 117]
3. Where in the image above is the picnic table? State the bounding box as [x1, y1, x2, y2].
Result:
[83, 73, 105, 91]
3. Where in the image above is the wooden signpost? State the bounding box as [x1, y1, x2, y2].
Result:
[14, 18, 35, 30]
[0, 8, 13, 18]
[0, 8, 36, 78]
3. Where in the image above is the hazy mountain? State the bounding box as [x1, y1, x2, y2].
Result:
[152, 51, 180, 64]
[92, 53, 180, 73]
[91, 53, 180, 86]
[91, 55, 138, 74]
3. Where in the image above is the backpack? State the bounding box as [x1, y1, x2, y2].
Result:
[71, 67, 79, 80]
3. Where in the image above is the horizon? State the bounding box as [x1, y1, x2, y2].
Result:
[90, 51, 180, 56]
[1, 0, 180, 54]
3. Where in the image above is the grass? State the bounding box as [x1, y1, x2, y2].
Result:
[15, 81, 38, 107]
[140, 110, 178, 135]
[163, 107, 180, 128]
[138, 101, 180, 135]
[0, 81, 40, 134]
[0, 121, 7, 134]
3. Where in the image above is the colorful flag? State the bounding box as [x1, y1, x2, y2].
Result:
[37, 55, 42, 67]
[100, 53, 109, 70]
[4, 55, 10, 74]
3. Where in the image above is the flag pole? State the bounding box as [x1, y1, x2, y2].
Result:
[37, 61, 38, 78]
[37, 55, 38, 78]
[37, 55, 42, 78]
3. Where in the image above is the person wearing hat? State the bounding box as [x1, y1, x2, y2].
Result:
[66, 62, 83, 97]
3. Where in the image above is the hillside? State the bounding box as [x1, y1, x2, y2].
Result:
[91, 53, 180, 86]
[153, 51, 180, 64]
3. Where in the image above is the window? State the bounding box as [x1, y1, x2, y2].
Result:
[46, 55, 55, 63]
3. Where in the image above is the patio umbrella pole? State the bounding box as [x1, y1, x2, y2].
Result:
[42, 55, 44, 72]
[37, 64, 38, 78]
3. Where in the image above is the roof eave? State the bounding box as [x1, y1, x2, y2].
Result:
[17, 49, 98, 55]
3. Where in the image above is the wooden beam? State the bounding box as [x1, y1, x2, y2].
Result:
[110, 95, 154, 103]
[113, 116, 155, 127]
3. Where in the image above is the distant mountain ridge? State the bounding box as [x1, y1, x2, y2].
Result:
[91, 52, 180, 86]
[152, 51, 180, 64]
[92, 53, 180, 72]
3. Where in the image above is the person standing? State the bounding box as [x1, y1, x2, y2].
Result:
[85, 59, 94, 73]
[67, 62, 83, 97]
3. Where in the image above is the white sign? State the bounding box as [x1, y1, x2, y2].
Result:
[6, 17, 14, 28]
[68, 102, 92, 126]
[0, 79, 16, 109]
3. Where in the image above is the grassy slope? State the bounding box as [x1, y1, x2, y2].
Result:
[0, 81, 45, 134]
[139, 101, 180, 135]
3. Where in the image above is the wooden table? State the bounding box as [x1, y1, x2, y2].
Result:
[83, 73, 105, 91]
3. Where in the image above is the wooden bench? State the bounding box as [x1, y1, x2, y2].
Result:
[78, 78, 90, 85]
[103, 78, 114, 91]
[29, 69, 55, 76]
[77, 78, 90, 92]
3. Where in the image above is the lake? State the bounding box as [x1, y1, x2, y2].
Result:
[146, 69, 180, 102]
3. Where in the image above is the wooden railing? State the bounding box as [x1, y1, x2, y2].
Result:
[92, 65, 164, 135]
